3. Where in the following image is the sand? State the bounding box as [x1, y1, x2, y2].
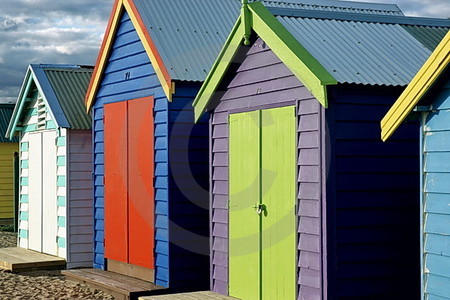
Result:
[0, 231, 114, 299]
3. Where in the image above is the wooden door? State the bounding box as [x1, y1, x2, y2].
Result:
[42, 130, 58, 256]
[28, 131, 58, 255]
[229, 106, 296, 300]
[104, 97, 155, 270]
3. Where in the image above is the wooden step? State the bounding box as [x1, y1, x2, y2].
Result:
[139, 291, 239, 300]
[0, 247, 66, 272]
[62, 268, 165, 300]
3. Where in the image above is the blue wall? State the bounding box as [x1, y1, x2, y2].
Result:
[422, 73, 450, 300]
[93, 11, 168, 286]
[93, 11, 209, 290]
[326, 85, 420, 299]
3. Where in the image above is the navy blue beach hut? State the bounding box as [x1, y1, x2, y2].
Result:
[194, 2, 450, 299]
[82, 0, 409, 292]
[382, 32, 450, 300]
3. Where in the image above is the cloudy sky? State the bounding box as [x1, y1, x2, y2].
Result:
[0, 0, 448, 104]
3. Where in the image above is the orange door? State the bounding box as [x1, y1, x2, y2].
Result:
[104, 97, 155, 269]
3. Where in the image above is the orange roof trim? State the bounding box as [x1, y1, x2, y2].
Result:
[85, 0, 173, 111]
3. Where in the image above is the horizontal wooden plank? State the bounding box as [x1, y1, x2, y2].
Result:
[425, 233, 450, 257]
[426, 253, 450, 279]
[425, 213, 450, 236]
[426, 274, 450, 299]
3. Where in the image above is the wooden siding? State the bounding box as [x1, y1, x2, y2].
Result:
[326, 86, 420, 299]
[209, 38, 324, 298]
[168, 83, 210, 290]
[93, 12, 209, 289]
[0, 143, 18, 219]
[93, 11, 167, 287]
[67, 130, 93, 269]
[17, 87, 65, 255]
[422, 77, 450, 300]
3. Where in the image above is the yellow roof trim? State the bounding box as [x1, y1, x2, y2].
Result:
[85, 0, 124, 111]
[381, 31, 450, 141]
[85, 0, 174, 112]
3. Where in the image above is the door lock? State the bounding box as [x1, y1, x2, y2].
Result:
[253, 203, 266, 215]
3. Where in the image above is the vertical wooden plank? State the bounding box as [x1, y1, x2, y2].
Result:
[42, 130, 58, 256]
[261, 106, 296, 299]
[128, 97, 155, 269]
[229, 111, 260, 300]
[28, 132, 42, 252]
[104, 101, 128, 263]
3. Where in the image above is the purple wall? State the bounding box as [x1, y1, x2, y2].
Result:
[209, 38, 325, 298]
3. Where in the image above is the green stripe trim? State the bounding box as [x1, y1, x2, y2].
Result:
[56, 137, 66, 147]
[57, 196, 66, 207]
[57, 176, 66, 187]
[20, 212, 29, 221]
[57, 237, 66, 248]
[30, 107, 38, 116]
[46, 120, 57, 129]
[24, 124, 37, 132]
[21, 160, 29, 169]
[19, 230, 28, 239]
[21, 142, 29, 151]
[21, 177, 29, 186]
[58, 216, 66, 228]
[193, 19, 244, 121]
[57, 156, 66, 166]
[20, 195, 29, 203]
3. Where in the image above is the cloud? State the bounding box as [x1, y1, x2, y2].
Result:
[0, 0, 112, 103]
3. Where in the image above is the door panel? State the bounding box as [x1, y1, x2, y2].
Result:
[105, 101, 129, 263]
[42, 130, 58, 256]
[104, 98, 155, 270]
[261, 107, 296, 299]
[229, 111, 261, 300]
[28, 132, 42, 252]
[128, 98, 155, 269]
[229, 106, 297, 299]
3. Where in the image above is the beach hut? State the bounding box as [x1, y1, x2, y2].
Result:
[193, 2, 450, 299]
[0, 104, 18, 225]
[82, 0, 407, 292]
[6, 64, 94, 269]
[381, 32, 450, 300]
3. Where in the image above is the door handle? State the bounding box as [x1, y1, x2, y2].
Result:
[253, 204, 266, 215]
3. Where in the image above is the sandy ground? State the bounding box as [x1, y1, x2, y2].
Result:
[0, 231, 115, 299]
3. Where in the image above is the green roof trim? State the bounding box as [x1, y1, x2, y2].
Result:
[193, 19, 244, 120]
[193, 2, 336, 121]
[249, 2, 336, 105]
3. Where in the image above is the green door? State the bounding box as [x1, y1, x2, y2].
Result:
[229, 106, 297, 300]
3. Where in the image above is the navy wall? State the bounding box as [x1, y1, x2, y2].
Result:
[168, 82, 210, 290]
[326, 85, 420, 299]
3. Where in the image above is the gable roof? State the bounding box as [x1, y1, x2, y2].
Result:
[0, 104, 17, 143]
[381, 31, 450, 141]
[6, 64, 93, 139]
[85, 0, 404, 110]
[193, 2, 449, 121]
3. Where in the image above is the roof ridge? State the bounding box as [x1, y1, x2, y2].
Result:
[261, 0, 401, 12]
[269, 7, 450, 27]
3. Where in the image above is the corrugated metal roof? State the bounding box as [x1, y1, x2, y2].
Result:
[0, 105, 17, 143]
[401, 25, 450, 51]
[44, 66, 93, 130]
[132, 0, 404, 82]
[276, 13, 449, 86]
